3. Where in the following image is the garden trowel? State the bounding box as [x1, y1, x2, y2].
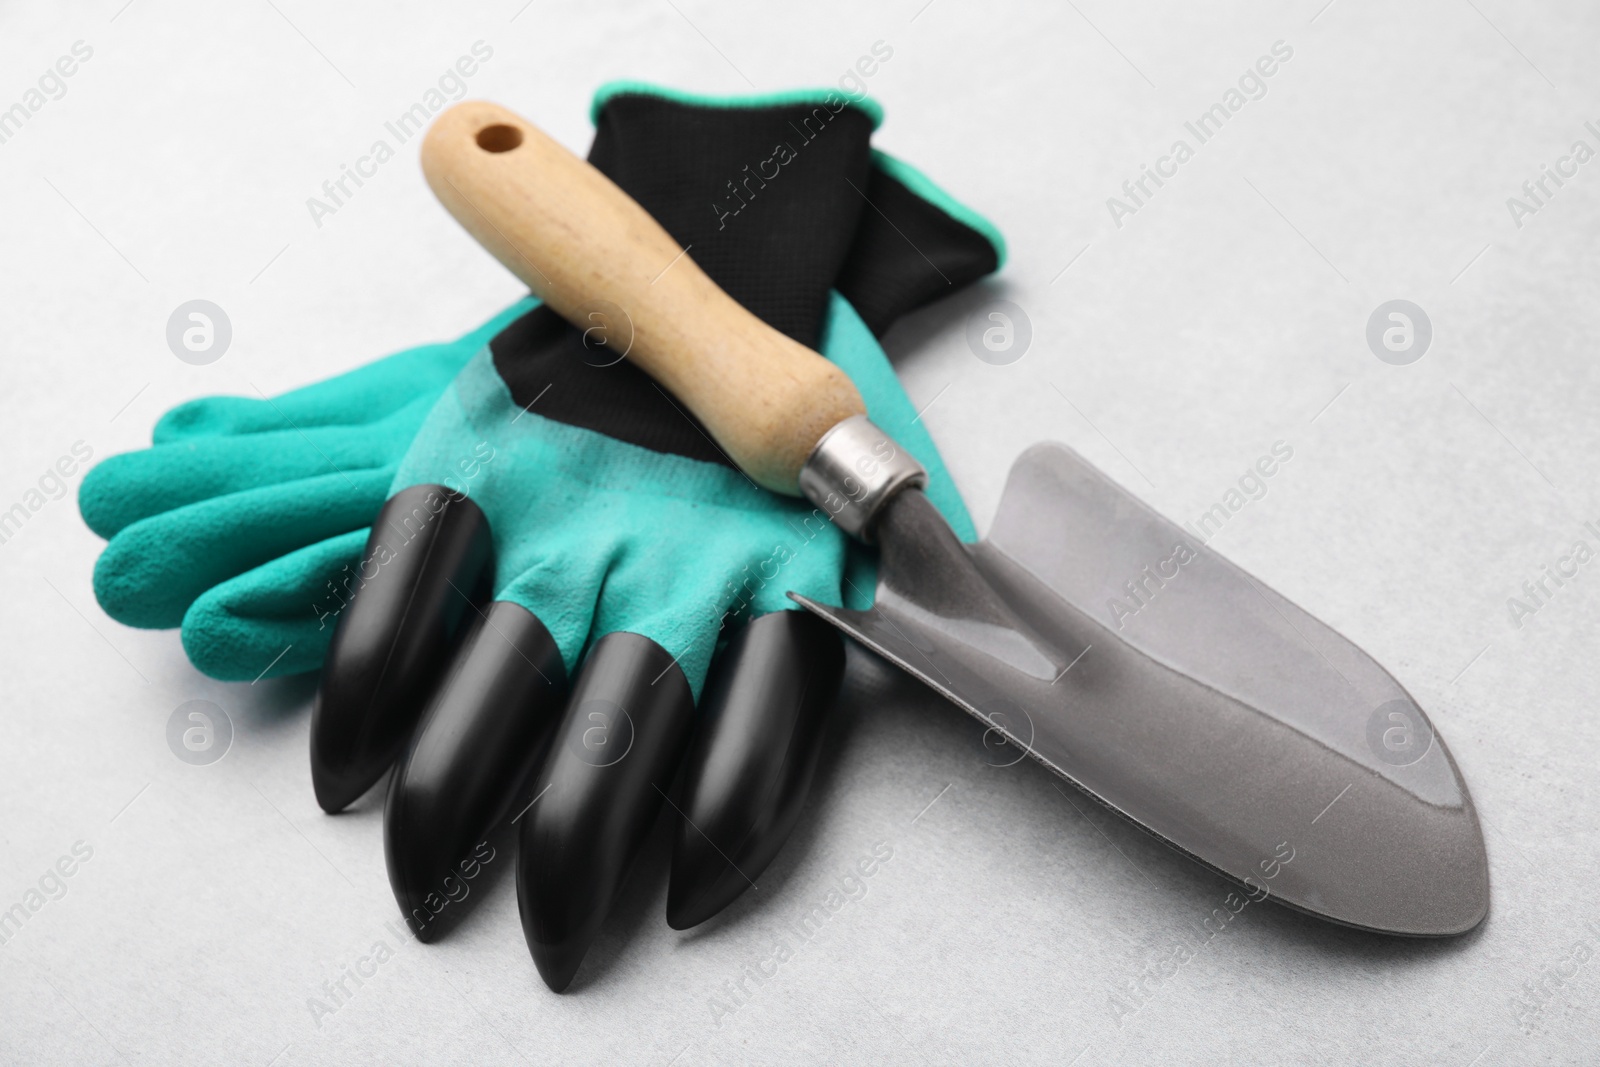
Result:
[421, 100, 1489, 938]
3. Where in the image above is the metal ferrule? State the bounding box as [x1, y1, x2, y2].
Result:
[797, 415, 926, 541]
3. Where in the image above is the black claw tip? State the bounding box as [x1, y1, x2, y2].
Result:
[311, 486, 494, 814]
[666, 611, 844, 929]
[517, 632, 698, 990]
[383, 602, 567, 940]
[383, 785, 451, 940]
[666, 857, 752, 931]
[311, 763, 376, 815]
[527, 935, 590, 993]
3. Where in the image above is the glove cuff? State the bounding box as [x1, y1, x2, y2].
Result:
[591, 79, 884, 129]
[837, 150, 1005, 337]
[488, 84, 1005, 479]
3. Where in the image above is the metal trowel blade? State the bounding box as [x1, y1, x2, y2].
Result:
[793, 442, 1488, 936]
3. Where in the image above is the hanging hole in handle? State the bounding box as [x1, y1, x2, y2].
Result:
[475, 124, 523, 153]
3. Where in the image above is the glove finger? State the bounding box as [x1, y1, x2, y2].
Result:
[383, 601, 567, 940]
[836, 150, 1004, 337]
[667, 609, 844, 929]
[385, 535, 621, 933]
[153, 299, 536, 444]
[180, 528, 371, 681]
[92, 466, 393, 628]
[81, 420, 409, 540]
[312, 485, 493, 813]
[517, 631, 697, 992]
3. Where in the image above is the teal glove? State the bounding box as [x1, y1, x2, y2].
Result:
[79, 300, 533, 678]
[395, 291, 972, 697]
[79, 81, 1004, 688]
[307, 86, 1002, 990]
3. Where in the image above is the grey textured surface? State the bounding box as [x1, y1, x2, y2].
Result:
[1, 0, 1596, 1064]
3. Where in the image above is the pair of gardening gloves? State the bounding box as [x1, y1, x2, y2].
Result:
[80, 83, 1001, 991]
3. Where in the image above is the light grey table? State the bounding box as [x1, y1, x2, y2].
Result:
[1, 1, 1594, 1063]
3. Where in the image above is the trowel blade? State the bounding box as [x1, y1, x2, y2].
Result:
[794, 442, 1488, 936]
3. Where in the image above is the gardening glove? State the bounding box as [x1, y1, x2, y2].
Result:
[314, 85, 1001, 991]
[78, 300, 534, 679]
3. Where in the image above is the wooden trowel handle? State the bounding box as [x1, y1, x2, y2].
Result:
[420, 100, 865, 496]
